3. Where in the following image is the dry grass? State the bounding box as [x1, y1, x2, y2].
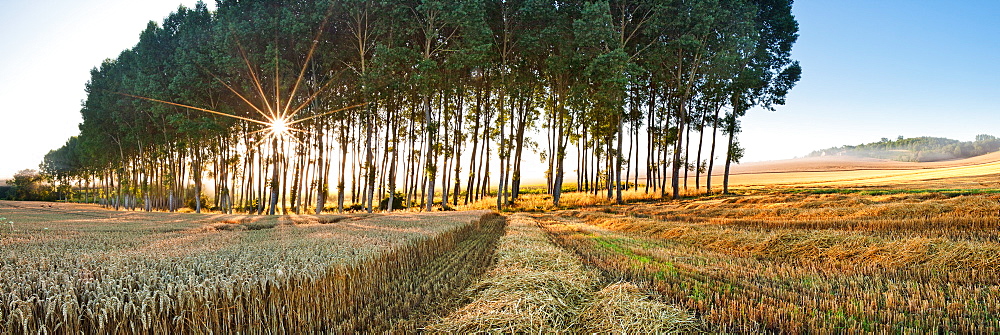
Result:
[536, 192, 1000, 333]
[425, 214, 600, 333]
[579, 282, 697, 334]
[426, 214, 697, 333]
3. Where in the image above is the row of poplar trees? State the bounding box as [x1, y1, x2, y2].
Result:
[40, 0, 800, 214]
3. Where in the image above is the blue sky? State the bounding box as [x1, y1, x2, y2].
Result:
[1, 1, 999, 179]
[741, 0, 1000, 160]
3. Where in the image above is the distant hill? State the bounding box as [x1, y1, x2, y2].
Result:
[809, 135, 1000, 162]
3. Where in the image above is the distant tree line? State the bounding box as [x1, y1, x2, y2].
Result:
[38, 0, 800, 213]
[0, 169, 70, 202]
[809, 135, 1000, 162]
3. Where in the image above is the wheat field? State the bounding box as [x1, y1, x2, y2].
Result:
[5, 152, 1000, 333]
[0, 201, 503, 333]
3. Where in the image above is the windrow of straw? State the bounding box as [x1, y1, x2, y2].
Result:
[425, 213, 697, 333]
[538, 203, 1000, 333]
[608, 192, 1000, 241]
[570, 208, 1000, 272]
[0, 208, 504, 334]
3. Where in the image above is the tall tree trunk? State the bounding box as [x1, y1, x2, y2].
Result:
[615, 115, 624, 204]
[723, 112, 738, 195]
[683, 116, 693, 191]
[364, 110, 376, 213]
[452, 92, 464, 206]
[671, 100, 685, 200]
[424, 96, 437, 211]
[695, 106, 709, 192]
[511, 102, 528, 202]
[465, 90, 481, 205]
[315, 123, 328, 214]
[267, 137, 280, 215]
[193, 149, 203, 214]
[706, 103, 722, 195]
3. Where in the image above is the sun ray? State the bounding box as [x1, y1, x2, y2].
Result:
[112, 92, 271, 126]
[287, 102, 369, 127]
[274, 37, 281, 119]
[118, 2, 352, 150]
[198, 65, 270, 119]
[247, 127, 270, 136]
[284, 126, 313, 135]
[286, 71, 342, 119]
[280, 5, 336, 120]
[232, 31, 276, 119]
[289, 137, 306, 146]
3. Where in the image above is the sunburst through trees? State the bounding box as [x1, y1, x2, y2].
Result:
[109, 0, 367, 215]
[41, 0, 799, 214]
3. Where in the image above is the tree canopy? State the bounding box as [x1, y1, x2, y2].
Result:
[39, 0, 800, 212]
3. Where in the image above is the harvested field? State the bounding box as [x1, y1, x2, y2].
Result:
[0, 201, 503, 333]
[5, 156, 1000, 333]
[723, 152, 1000, 188]
[427, 214, 697, 333]
[536, 192, 1000, 333]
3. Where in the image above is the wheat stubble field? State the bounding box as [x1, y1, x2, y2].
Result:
[3, 156, 1000, 333]
[524, 155, 1000, 332]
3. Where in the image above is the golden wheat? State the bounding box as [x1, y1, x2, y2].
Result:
[0, 201, 503, 333]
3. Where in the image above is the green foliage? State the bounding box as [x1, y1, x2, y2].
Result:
[9, 169, 53, 201]
[379, 191, 408, 210]
[0, 185, 12, 200]
[32, 0, 800, 211]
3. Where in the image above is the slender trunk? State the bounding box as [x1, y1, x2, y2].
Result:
[615, 115, 624, 204]
[496, 96, 507, 210]
[645, 90, 654, 194]
[671, 98, 685, 199]
[723, 112, 738, 195]
[695, 107, 708, 192]
[337, 119, 349, 212]
[193, 150, 202, 214]
[452, 92, 464, 206]
[387, 106, 400, 211]
[552, 113, 566, 207]
[479, 110, 491, 200]
[706, 105, 722, 195]
[424, 96, 436, 211]
[364, 110, 376, 213]
[683, 117, 692, 191]
[315, 123, 327, 214]
[511, 103, 527, 202]
[267, 137, 280, 215]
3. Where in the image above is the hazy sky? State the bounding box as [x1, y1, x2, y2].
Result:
[1, 1, 999, 179]
[0, 0, 216, 179]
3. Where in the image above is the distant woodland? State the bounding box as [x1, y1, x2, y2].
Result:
[33, 0, 800, 213]
[809, 135, 1000, 162]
